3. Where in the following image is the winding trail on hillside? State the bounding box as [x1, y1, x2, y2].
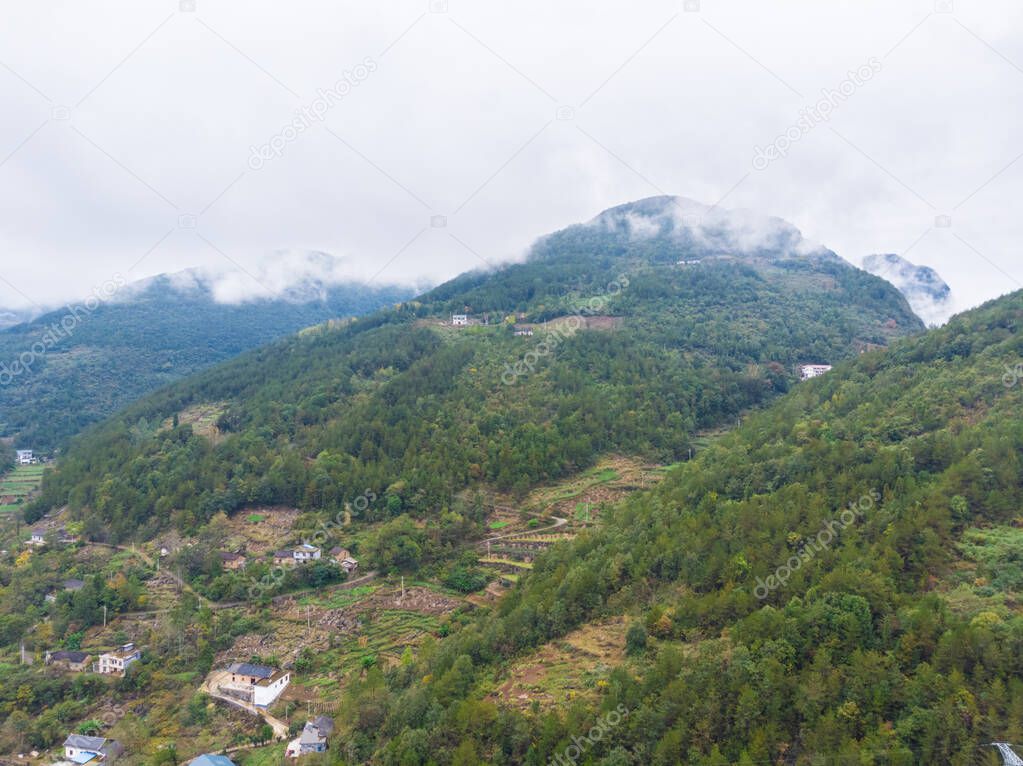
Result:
[477, 510, 568, 548]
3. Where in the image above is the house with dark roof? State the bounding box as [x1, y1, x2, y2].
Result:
[45, 650, 90, 672]
[63, 734, 123, 764]
[219, 552, 246, 571]
[221, 662, 290, 707]
[286, 716, 334, 757]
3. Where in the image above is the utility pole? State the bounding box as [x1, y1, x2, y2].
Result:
[400, 576, 405, 603]
[103, 605, 107, 627]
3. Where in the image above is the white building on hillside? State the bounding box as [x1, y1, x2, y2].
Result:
[96, 643, 141, 676]
[451, 314, 468, 326]
[221, 662, 291, 707]
[799, 364, 833, 381]
[16, 449, 34, 464]
[63, 735, 123, 764]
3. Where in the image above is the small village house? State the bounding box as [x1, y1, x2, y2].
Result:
[451, 314, 468, 326]
[27, 526, 78, 547]
[329, 547, 359, 573]
[45, 650, 90, 672]
[274, 544, 321, 565]
[63, 735, 123, 764]
[799, 363, 833, 381]
[16, 449, 34, 465]
[294, 543, 320, 562]
[220, 662, 290, 707]
[95, 643, 141, 676]
[187, 755, 236, 766]
[286, 716, 335, 758]
[219, 551, 246, 571]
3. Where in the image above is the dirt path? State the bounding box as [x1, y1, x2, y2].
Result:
[115, 570, 379, 618]
[478, 515, 567, 548]
[85, 541, 208, 605]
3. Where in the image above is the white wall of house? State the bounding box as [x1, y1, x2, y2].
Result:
[253, 673, 290, 707]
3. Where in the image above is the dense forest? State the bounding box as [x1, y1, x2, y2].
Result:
[29, 198, 922, 541]
[0, 276, 412, 450]
[337, 291, 1023, 765]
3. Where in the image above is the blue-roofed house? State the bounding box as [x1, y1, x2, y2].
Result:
[63, 734, 123, 763]
[187, 754, 237, 766]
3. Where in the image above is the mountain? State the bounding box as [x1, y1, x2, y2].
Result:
[0, 269, 414, 450]
[29, 196, 924, 540]
[0, 307, 39, 331]
[350, 289, 1023, 765]
[863, 252, 954, 327]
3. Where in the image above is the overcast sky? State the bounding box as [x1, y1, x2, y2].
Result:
[1, 0, 1021, 315]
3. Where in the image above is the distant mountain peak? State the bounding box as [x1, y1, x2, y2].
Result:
[862, 253, 954, 326]
[586, 195, 835, 262]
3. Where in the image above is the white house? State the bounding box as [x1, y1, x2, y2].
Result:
[293, 543, 321, 562]
[222, 662, 290, 707]
[451, 314, 468, 326]
[95, 643, 141, 676]
[63, 735, 123, 764]
[16, 449, 34, 464]
[28, 527, 48, 546]
[799, 364, 833, 381]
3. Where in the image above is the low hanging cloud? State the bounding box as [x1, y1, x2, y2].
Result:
[126, 250, 423, 306]
[591, 195, 831, 260]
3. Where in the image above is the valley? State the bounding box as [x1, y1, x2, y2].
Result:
[0, 198, 1018, 764]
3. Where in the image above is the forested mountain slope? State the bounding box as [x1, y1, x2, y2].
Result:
[354, 290, 1023, 765]
[30, 196, 922, 541]
[0, 273, 412, 450]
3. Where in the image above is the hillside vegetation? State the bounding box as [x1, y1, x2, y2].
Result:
[350, 291, 1023, 765]
[30, 198, 922, 541]
[0, 277, 412, 450]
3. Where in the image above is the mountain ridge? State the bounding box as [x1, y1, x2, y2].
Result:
[30, 197, 924, 540]
[0, 271, 414, 450]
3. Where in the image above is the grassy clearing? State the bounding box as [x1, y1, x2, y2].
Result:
[488, 617, 628, 711]
[298, 584, 380, 609]
[236, 743, 287, 766]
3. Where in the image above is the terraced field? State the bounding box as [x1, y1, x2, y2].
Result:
[0, 464, 44, 513]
